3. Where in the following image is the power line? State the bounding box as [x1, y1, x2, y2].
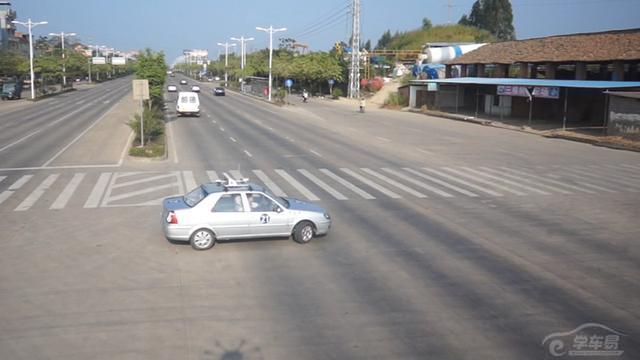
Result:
[291, 1, 351, 39]
[296, 12, 350, 41]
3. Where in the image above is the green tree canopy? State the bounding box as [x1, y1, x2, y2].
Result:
[458, 0, 515, 41]
[134, 48, 168, 107]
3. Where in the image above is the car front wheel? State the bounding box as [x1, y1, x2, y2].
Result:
[293, 221, 314, 244]
[190, 228, 215, 250]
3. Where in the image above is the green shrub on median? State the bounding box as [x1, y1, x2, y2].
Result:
[128, 105, 165, 157]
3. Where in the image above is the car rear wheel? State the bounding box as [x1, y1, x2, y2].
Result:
[293, 221, 314, 244]
[190, 228, 215, 250]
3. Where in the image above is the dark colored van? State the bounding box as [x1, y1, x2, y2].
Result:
[1, 81, 23, 100]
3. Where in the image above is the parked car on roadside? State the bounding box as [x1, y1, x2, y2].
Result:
[161, 175, 332, 250]
[1, 81, 23, 100]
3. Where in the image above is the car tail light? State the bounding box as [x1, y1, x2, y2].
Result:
[166, 211, 178, 224]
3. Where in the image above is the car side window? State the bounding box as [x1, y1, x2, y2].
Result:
[247, 193, 278, 212]
[213, 194, 244, 212]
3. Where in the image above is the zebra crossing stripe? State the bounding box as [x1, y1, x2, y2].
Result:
[500, 167, 596, 194]
[551, 167, 636, 192]
[319, 169, 375, 199]
[0, 176, 5, 185]
[402, 168, 477, 197]
[360, 168, 427, 198]
[479, 167, 573, 195]
[51, 173, 86, 210]
[573, 166, 640, 189]
[84, 172, 112, 208]
[340, 168, 401, 199]
[423, 167, 503, 197]
[206, 171, 219, 182]
[443, 167, 524, 196]
[110, 173, 178, 189]
[229, 170, 244, 180]
[576, 182, 618, 193]
[275, 169, 319, 201]
[182, 171, 197, 191]
[297, 169, 347, 200]
[252, 170, 287, 197]
[620, 164, 640, 171]
[600, 164, 640, 179]
[0, 175, 34, 206]
[459, 167, 551, 195]
[15, 174, 59, 211]
[382, 168, 454, 197]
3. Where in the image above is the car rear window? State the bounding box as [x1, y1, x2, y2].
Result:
[184, 186, 207, 207]
[190, 96, 197, 103]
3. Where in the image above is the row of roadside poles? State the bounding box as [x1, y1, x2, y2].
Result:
[216, 25, 286, 102]
[11, 17, 113, 100]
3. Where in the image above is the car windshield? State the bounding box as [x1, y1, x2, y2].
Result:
[264, 189, 289, 208]
[183, 186, 207, 207]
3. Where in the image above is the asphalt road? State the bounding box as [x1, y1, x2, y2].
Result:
[0, 75, 639, 359]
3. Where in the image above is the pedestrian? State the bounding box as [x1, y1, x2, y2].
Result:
[359, 97, 366, 113]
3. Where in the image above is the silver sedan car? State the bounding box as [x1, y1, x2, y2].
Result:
[162, 176, 332, 250]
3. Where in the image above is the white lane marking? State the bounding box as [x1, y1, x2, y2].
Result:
[275, 169, 319, 201]
[105, 183, 178, 203]
[15, 174, 59, 211]
[0, 164, 120, 172]
[167, 121, 179, 164]
[382, 168, 453, 197]
[111, 173, 177, 189]
[267, 126, 274, 131]
[423, 167, 503, 197]
[230, 137, 237, 143]
[252, 170, 287, 197]
[0, 175, 34, 205]
[297, 169, 347, 200]
[212, 120, 217, 124]
[229, 170, 244, 180]
[417, 148, 434, 155]
[403, 168, 478, 197]
[244, 150, 253, 158]
[319, 169, 375, 199]
[50, 173, 86, 210]
[361, 168, 427, 198]
[206, 171, 219, 182]
[84, 172, 112, 208]
[309, 149, 323, 158]
[118, 131, 135, 166]
[460, 167, 551, 195]
[376, 136, 391, 142]
[600, 164, 640, 178]
[183, 171, 197, 191]
[500, 167, 596, 194]
[443, 167, 524, 196]
[479, 167, 573, 195]
[206, 114, 211, 118]
[340, 168, 402, 199]
[0, 176, 5, 185]
[576, 182, 618, 193]
[220, 127, 225, 132]
[620, 163, 640, 171]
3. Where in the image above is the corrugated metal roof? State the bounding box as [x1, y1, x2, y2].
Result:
[410, 77, 640, 89]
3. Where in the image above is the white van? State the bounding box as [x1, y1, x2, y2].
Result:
[176, 91, 200, 117]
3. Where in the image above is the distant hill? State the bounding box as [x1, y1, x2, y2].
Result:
[382, 25, 495, 50]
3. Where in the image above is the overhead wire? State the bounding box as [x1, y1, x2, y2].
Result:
[291, 1, 351, 40]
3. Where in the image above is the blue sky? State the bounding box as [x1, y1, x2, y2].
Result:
[7, 0, 640, 64]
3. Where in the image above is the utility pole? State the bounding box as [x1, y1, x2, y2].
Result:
[255, 26, 286, 102]
[12, 18, 48, 100]
[348, 0, 360, 99]
[217, 42, 236, 87]
[231, 36, 254, 92]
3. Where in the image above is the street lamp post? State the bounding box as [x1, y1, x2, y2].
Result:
[230, 36, 254, 93]
[217, 42, 236, 87]
[12, 18, 48, 100]
[48, 31, 76, 87]
[255, 26, 286, 101]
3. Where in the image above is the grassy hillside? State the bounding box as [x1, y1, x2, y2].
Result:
[385, 25, 495, 50]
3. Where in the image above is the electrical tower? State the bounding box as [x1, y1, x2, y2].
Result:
[348, 0, 360, 99]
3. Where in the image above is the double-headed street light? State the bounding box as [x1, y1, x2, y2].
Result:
[48, 31, 76, 87]
[230, 36, 254, 92]
[216, 42, 236, 87]
[12, 18, 48, 100]
[256, 26, 286, 101]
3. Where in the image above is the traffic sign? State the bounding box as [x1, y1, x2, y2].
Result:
[328, 79, 335, 85]
[132, 79, 149, 100]
[285, 79, 293, 88]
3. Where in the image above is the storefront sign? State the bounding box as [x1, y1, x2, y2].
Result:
[498, 85, 560, 99]
[497, 85, 530, 97]
[532, 86, 560, 99]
